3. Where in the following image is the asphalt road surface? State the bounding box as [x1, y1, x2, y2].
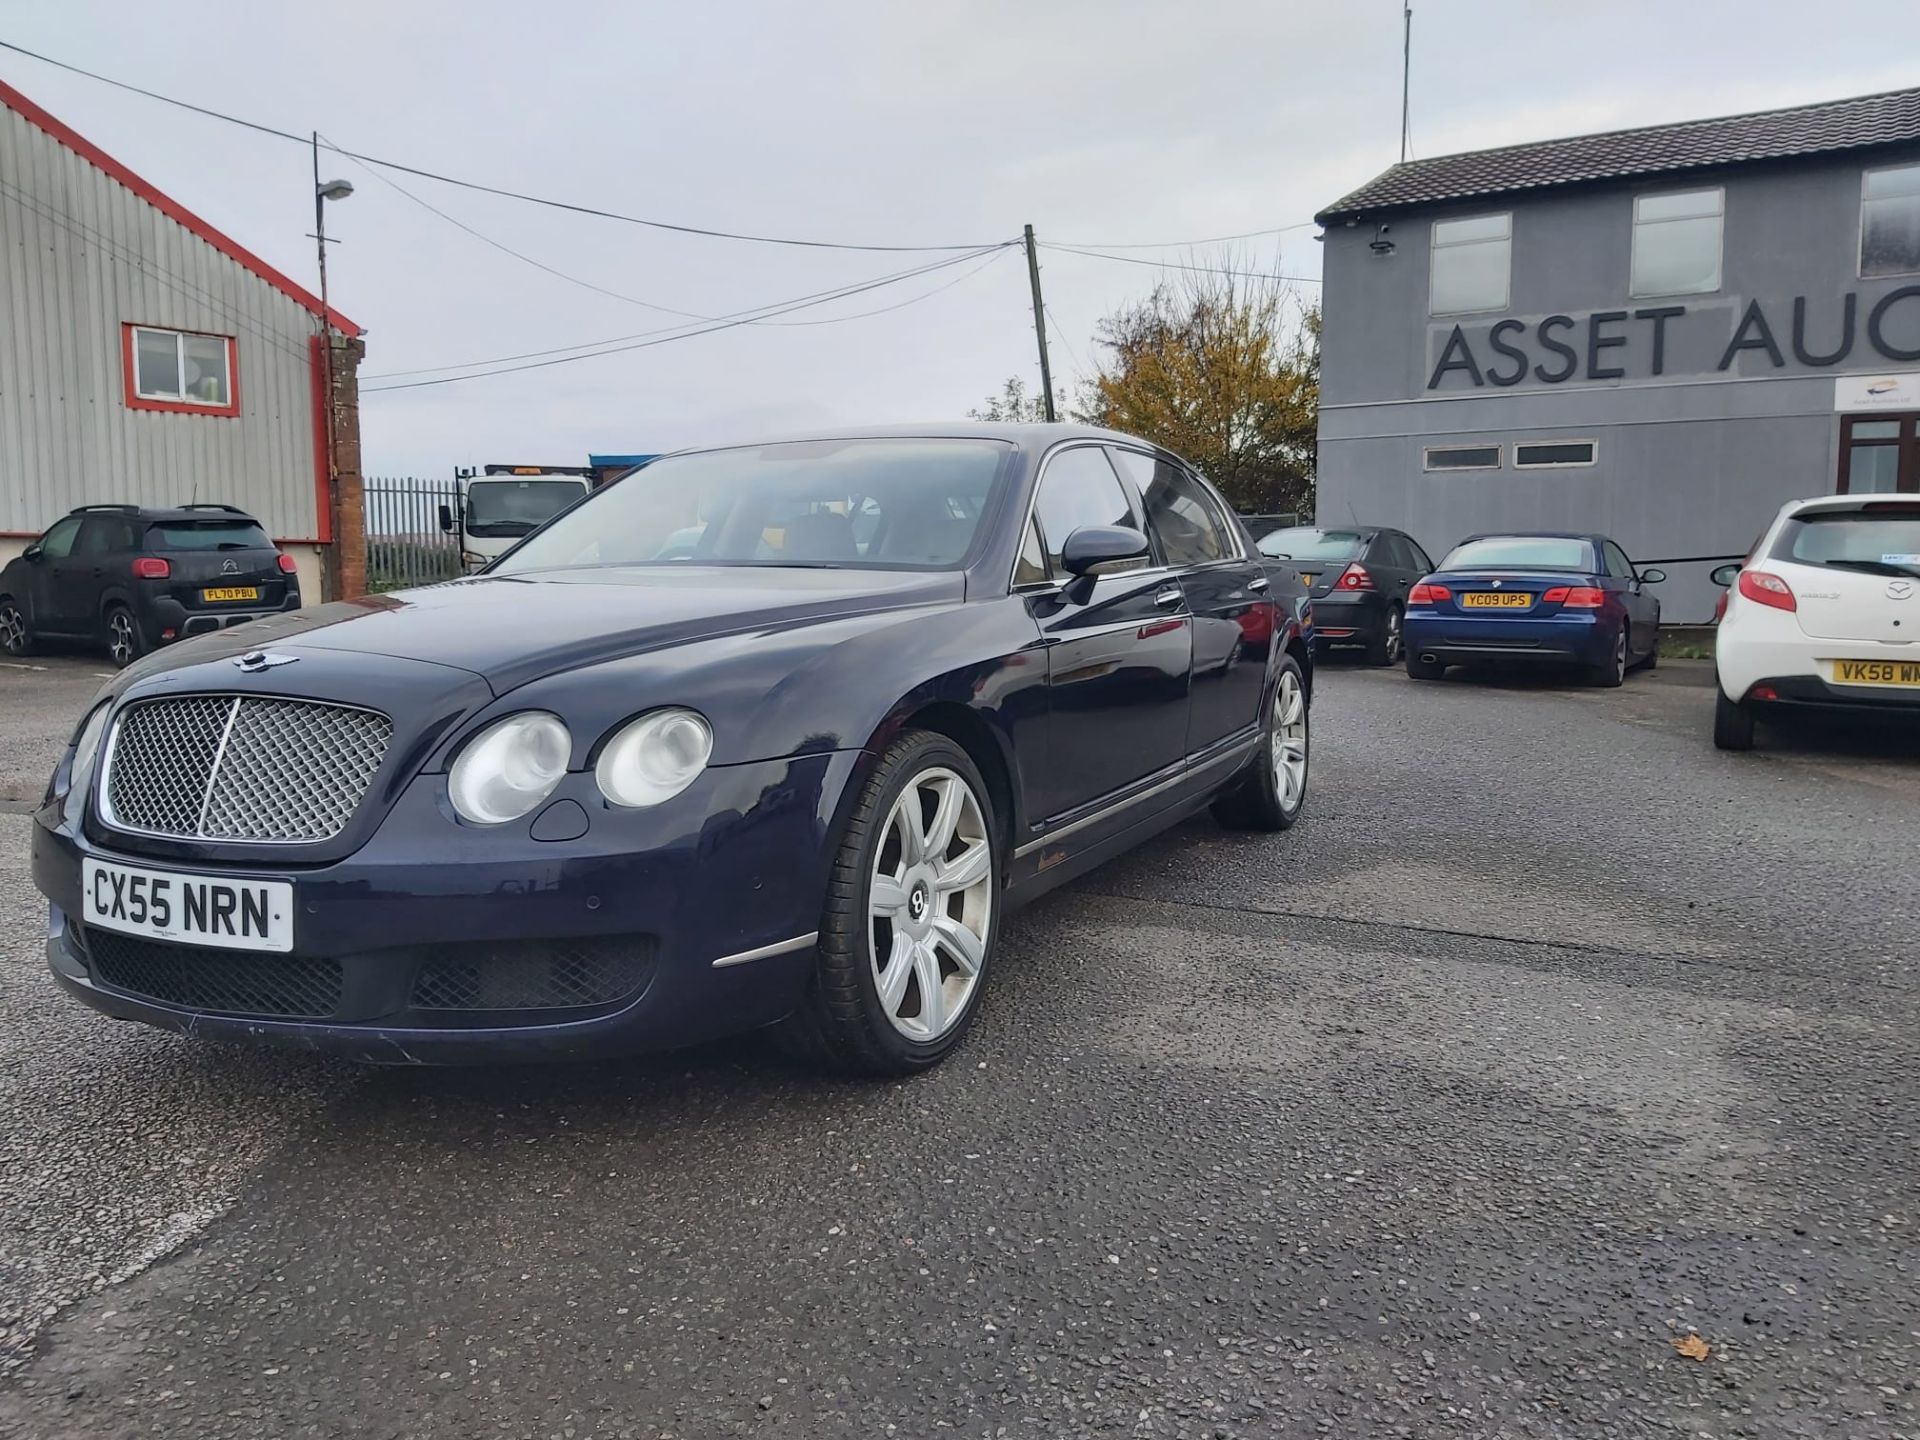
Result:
[1, 654, 1916, 1439]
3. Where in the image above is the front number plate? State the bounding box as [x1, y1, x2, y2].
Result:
[1461, 592, 1533, 609]
[1831, 659, 1920, 687]
[82, 858, 294, 952]
[202, 586, 259, 602]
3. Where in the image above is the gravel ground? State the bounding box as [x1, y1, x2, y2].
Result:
[0, 658, 1915, 1438]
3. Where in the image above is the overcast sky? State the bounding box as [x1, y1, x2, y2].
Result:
[7, 1, 1916, 476]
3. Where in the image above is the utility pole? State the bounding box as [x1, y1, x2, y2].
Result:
[1022, 224, 1058, 422]
[1400, 4, 1413, 163]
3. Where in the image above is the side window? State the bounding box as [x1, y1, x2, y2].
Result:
[1032, 446, 1140, 580]
[38, 516, 82, 559]
[1408, 537, 1435, 572]
[75, 517, 125, 556]
[1605, 540, 1636, 578]
[1112, 450, 1233, 567]
[1013, 516, 1048, 587]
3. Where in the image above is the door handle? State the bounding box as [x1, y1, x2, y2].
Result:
[1153, 586, 1183, 607]
[1247, 575, 1269, 592]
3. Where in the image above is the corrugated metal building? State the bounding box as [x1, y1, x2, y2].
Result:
[0, 80, 361, 600]
[1315, 86, 1920, 623]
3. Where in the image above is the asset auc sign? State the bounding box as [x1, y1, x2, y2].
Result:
[1427, 284, 1920, 390]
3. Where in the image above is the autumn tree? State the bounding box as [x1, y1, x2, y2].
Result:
[968, 375, 1062, 424]
[1074, 264, 1319, 515]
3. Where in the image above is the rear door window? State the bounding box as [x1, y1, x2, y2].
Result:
[1603, 540, 1636, 578]
[1110, 450, 1234, 566]
[76, 516, 133, 555]
[147, 519, 274, 551]
[1771, 506, 1920, 577]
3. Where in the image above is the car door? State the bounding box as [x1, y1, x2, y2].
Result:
[1376, 532, 1422, 602]
[1020, 444, 1191, 823]
[1605, 538, 1658, 658]
[60, 516, 126, 630]
[24, 515, 83, 633]
[1109, 448, 1271, 759]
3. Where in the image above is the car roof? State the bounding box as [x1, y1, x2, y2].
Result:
[644, 421, 1173, 461]
[1453, 530, 1603, 544]
[65, 504, 265, 524]
[1780, 493, 1912, 515]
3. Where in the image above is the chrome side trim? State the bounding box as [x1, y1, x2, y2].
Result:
[1012, 736, 1256, 859]
[711, 931, 820, 969]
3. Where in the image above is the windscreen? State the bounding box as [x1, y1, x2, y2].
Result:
[492, 439, 1012, 574]
[147, 519, 273, 551]
[1441, 536, 1595, 571]
[1257, 527, 1366, 563]
[1770, 506, 1920, 578]
[464, 479, 589, 537]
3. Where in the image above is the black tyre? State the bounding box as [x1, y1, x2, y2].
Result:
[1213, 656, 1310, 832]
[1405, 653, 1446, 681]
[1640, 632, 1660, 671]
[1586, 625, 1628, 688]
[773, 731, 998, 1075]
[104, 604, 143, 669]
[0, 597, 32, 657]
[1712, 687, 1755, 751]
[1364, 604, 1404, 667]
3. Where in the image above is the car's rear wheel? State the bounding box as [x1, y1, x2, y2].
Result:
[1587, 625, 1628, 688]
[104, 604, 142, 669]
[0, 598, 32, 657]
[1713, 687, 1756, 751]
[1365, 604, 1403, 666]
[774, 732, 997, 1075]
[1406, 653, 1446, 680]
[1213, 656, 1310, 831]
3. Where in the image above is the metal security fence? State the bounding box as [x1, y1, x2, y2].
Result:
[365, 476, 463, 590]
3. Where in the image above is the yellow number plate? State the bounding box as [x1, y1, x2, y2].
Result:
[201, 586, 259, 603]
[1831, 659, 1920, 687]
[1461, 592, 1533, 609]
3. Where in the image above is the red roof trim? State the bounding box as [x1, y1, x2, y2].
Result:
[0, 78, 362, 335]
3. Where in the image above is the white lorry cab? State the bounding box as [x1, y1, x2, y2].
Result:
[440, 465, 594, 573]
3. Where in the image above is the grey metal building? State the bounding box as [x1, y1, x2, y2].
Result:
[1316, 87, 1920, 621]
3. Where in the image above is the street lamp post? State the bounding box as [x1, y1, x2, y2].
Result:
[311, 132, 354, 597]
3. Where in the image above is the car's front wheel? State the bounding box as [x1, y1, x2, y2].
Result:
[1713, 687, 1756, 750]
[104, 604, 142, 669]
[0, 598, 32, 657]
[1212, 656, 1309, 831]
[775, 731, 998, 1075]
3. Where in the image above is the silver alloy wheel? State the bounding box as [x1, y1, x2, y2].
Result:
[1613, 628, 1628, 681]
[1271, 669, 1309, 812]
[0, 603, 24, 654]
[869, 765, 993, 1042]
[107, 610, 135, 666]
[1384, 607, 1403, 661]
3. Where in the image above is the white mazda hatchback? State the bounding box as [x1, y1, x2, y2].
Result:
[1712, 495, 1920, 750]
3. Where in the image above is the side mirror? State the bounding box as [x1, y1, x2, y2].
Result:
[22, 542, 43, 561]
[1638, 567, 1668, 585]
[1709, 563, 1739, 588]
[1060, 525, 1150, 578]
[437, 504, 455, 534]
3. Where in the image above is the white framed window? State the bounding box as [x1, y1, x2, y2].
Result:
[1631, 187, 1723, 298]
[124, 324, 237, 414]
[1428, 213, 1511, 315]
[1513, 440, 1597, 469]
[1423, 444, 1502, 471]
[1861, 163, 1920, 278]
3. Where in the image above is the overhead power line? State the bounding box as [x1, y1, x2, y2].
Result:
[0, 40, 1009, 253]
[361, 244, 1015, 393]
[1038, 243, 1323, 285]
[1051, 221, 1317, 250]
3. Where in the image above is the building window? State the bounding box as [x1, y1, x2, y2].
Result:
[1428, 213, 1510, 315]
[123, 325, 239, 416]
[1861, 163, 1920, 278]
[1838, 415, 1918, 494]
[1631, 187, 1723, 297]
[1513, 440, 1597, 468]
[1423, 444, 1501, 471]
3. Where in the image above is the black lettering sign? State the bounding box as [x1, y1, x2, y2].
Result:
[184, 883, 207, 932]
[1485, 319, 1528, 387]
[1867, 285, 1920, 363]
[126, 874, 147, 926]
[1427, 325, 1484, 388]
[1586, 311, 1628, 380]
[210, 888, 237, 936]
[92, 868, 111, 917]
[107, 870, 128, 919]
[149, 880, 171, 931]
[1718, 300, 1785, 370]
[1792, 294, 1855, 366]
[239, 888, 268, 939]
[1533, 315, 1578, 383]
[1633, 306, 1685, 375]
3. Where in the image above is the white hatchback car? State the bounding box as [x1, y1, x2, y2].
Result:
[1712, 494, 1920, 750]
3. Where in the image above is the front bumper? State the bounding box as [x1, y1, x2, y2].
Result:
[1403, 611, 1611, 665]
[33, 750, 860, 1062]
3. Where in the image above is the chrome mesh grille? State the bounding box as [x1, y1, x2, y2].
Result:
[104, 696, 391, 842]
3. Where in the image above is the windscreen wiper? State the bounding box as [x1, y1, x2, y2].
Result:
[1825, 558, 1920, 579]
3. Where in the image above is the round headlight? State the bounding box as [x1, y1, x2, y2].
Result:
[448, 712, 572, 825]
[594, 708, 712, 808]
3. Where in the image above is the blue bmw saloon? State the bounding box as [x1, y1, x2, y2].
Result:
[1402, 532, 1665, 686]
[34, 426, 1314, 1074]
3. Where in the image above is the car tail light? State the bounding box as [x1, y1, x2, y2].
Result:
[1738, 570, 1796, 612]
[1562, 586, 1605, 608]
[1336, 563, 1374, 590]
[1409, 581, 1450, 605]
[131, 556, 170, 579]
[276, 553, 298, 574]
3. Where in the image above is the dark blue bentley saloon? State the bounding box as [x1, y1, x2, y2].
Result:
[34, 426, 1312, 1073]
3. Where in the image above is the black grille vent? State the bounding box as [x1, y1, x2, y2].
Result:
[410, 938, 656, 1012]
[83, 929, 343, 1019]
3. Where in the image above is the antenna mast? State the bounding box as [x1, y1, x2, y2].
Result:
[1400, 4, 1413, 163]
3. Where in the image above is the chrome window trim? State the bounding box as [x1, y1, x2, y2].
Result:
[1009, 440, 1152, 592]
